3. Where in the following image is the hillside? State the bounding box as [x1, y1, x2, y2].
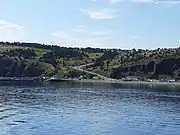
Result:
[0, 42, 104, 78]
[1, 42, 180, 80]
[86, 48, 180, 80]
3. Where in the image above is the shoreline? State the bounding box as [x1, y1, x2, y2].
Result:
[0, 77, 179, 86]
[48, 79, 180, 86]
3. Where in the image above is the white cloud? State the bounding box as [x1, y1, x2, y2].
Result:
[107, 0, 180, 5]
[154, 0, 180, 5]
[109, 0, 123, 4]
[0, 20, 27, 42]
[132, 0, 153, 3]
[52, 26, 113, 48]
[133, 0, 180, 4]
[80, 8, 118, 20]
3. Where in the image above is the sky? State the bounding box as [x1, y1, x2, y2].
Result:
[0, 0, 180, 49]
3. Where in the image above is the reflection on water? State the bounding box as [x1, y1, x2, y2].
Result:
[47, 81, 180, 92]
[0, 82, 180, 135]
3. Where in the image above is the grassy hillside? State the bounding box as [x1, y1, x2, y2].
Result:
[86, 48, 180, 80]
[1, 42, 180, 80]
[0, 42, 103, 77]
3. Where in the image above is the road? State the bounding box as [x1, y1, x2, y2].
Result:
[72, 63, 116, 81]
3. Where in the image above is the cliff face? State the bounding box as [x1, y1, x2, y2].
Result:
[110, 57, 180, 79]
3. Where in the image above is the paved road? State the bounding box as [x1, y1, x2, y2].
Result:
[72, 63, 116, 81]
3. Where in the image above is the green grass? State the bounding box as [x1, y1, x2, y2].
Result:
[87, 52, 103, 59]
[0, 45, 49, 57]
[34, 48, 51, 59]
[0, 45, 104, 77]
[0, 45, 28, 51]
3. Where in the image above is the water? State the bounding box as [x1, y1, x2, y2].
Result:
[0, 82, 180, 135]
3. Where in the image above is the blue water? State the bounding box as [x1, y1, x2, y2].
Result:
[0, 82, 180, 135]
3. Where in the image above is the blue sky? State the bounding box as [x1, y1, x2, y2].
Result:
[1, 0, 180, 49]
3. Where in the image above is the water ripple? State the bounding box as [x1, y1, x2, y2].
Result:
[0, 84, 179, 135]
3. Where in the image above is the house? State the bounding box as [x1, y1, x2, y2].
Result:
[168, 79, 175, 82]
[122, 76, 139, 81]
[93, 76, 100, 80]
[147, 79, 159, 82]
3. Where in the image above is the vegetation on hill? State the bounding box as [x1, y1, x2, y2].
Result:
[86, 48, 180, 80]
[0, 42, 103, 77]
[1, 41, 180, 80]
